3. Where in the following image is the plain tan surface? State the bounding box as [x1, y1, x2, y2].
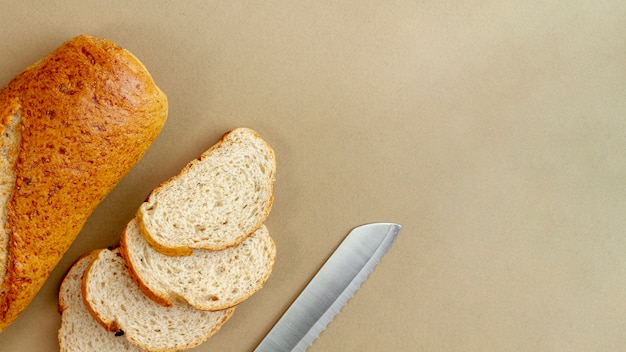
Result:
[0, 1, 624, 351]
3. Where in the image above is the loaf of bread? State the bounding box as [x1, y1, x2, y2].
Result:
[83, 248, 235, 352]
[137, 127, 276, 255]
[58, 252, 144, 352]
[121, 219, 276, 310]
[0, 35, 167, 331]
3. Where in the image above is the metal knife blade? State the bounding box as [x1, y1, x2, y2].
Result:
[254, 222, 402, 352]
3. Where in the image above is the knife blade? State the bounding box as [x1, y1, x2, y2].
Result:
[254, 222, 402, 352]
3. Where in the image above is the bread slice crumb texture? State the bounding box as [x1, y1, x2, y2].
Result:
[121, 219, 276, 311]
[0, 105, 21, 298]
[137, 128, 276, 254]
[58, 252, 143, 352]
[83, 248, 235, 352]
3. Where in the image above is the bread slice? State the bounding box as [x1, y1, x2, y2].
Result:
[82, 248, 235, 352]
[137, 128, 276, 255]
[58, 252, 144, 352]
[120, 218, 276, 311]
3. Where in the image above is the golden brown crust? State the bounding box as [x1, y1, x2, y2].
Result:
[0, 35, 167, 331]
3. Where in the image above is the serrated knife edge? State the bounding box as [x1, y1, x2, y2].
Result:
[254, 222, 402, 352]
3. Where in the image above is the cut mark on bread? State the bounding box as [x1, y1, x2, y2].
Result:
[0, 105, 21, 298]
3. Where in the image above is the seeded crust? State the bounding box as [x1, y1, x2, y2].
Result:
[137, 128, 276, 256]
[120, 219, 276, 311]
[58, 252, 143, 352]
[0, 34, 168, 331]
[82, 248, 235, 352]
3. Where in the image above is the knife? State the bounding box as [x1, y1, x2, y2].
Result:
[254, 222, 402, 352]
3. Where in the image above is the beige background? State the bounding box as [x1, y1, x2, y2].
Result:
[0, 1, 625, 351]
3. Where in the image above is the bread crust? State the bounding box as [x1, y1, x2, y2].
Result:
[79, 249, 122, 333]
[118, 227, 173, 307]
[0, 35, 167, 331]
[57, 251, 98, 315]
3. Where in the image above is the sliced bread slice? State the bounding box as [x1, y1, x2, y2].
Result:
[120, 218, 276, 311]
[82, 248, 235, 352]
[137, 128, 276, 255]
[58, 252, 144, 352]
